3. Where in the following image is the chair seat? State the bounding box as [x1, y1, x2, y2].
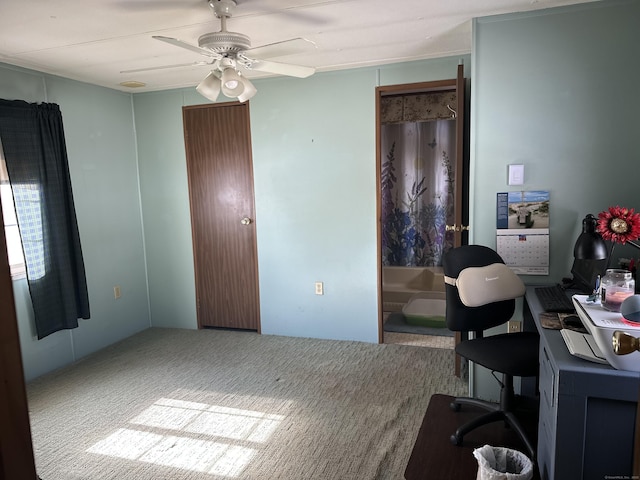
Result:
[455, 332, 539, 377]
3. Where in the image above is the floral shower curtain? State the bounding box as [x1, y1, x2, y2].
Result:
[381, 119, 456, 267]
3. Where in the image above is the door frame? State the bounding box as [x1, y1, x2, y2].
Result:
[375, 65, 467, 345]
[0, 207, 38, 479]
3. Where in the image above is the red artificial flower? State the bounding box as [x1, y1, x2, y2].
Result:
[597, 206, 640, 244]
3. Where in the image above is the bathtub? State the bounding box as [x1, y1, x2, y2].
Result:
[382, 266, 445, 312]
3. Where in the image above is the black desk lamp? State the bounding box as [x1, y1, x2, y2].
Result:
[564, 214, 609, 293]
[574, 214, 608, 260]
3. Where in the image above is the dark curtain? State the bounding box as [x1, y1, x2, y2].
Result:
[0, 99, 90, 339]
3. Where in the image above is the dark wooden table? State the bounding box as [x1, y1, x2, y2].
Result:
[405, 394, 540, 479]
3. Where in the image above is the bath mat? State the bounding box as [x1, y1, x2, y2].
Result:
[384, 312, 454, 337]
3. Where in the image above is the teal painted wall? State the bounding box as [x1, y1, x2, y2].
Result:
[132, 90, 197, 330]
[251, 69, 378, 341]
[470, 0, 640, 401]
[471, 0, 640, 278]
[0, 65, 150, 380]
[133, 56, 469, 343]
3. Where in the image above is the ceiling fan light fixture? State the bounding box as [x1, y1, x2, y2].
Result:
[196, 71, 221, 102]
[237, 76, 257, 103]
[220, 67, 244, 97]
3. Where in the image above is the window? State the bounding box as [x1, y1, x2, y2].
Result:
[0, 142, 26, 278]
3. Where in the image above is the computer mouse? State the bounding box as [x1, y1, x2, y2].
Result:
[563, 315, 583, 328]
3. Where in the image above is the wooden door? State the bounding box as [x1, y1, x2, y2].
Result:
[452, 65, 467, 376]
[183, 102, 260, 331]
[453, 64, 468, 246]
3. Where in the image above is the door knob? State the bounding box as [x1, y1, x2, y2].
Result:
[240, 217, 252, 225]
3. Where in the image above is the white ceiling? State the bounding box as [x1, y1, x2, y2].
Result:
[0, 0, 598, 94]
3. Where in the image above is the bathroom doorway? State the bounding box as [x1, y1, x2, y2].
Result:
[376, 65, 468, 372]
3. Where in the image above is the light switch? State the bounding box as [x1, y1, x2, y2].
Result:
[508, 164, 525, 186]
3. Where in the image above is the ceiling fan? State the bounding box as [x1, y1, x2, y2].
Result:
[128, 0, 317, 103]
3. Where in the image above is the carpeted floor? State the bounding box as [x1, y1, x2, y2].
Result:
[27, 328, 467, 480]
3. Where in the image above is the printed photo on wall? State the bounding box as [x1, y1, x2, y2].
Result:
[496, 191, 550, 230]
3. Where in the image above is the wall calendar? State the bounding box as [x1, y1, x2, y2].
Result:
[496, 191, 550, 275]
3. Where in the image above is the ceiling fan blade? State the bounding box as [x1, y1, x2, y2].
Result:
[240, 57, 315, 78]
[120, 61, 211, 74]
[153, 36, 220, 58]
[243, 38, 317, 59]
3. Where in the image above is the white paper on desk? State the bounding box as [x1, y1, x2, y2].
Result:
[560, 329, 608, 364]
[572, 295, 640, 330]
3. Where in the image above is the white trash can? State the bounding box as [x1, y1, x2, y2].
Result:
[473, 445, 533, 480]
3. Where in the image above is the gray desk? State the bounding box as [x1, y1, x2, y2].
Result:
[525, 287, 640, 480]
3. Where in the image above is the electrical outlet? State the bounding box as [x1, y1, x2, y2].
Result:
[114, 285, 121, 300]
[315, 282, 324, 295]
[507, 320, 521, 333]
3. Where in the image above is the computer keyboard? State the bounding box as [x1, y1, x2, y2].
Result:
[535, 285, 575, 313]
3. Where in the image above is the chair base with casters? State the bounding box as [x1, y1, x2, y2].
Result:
[449, 332, 539, 460]
[443, 245, 540, 461]
[449, 352, 538, 461]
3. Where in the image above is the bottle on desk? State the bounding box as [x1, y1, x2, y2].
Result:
[601, 269, 635, 312]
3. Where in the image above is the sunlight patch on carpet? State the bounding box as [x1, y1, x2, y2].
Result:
[87, 396, 285, 477]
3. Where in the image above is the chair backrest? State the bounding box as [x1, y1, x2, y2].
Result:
[443, 245, 519, 334]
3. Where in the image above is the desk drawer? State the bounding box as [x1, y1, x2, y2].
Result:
[539, 345, 557, 410]
[537, 344, 558, 480]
